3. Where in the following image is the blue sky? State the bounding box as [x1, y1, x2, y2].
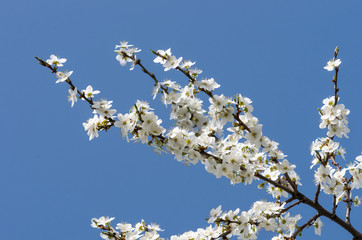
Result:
[1, 0, 362, 239]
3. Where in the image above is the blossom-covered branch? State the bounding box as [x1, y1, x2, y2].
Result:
[36, 43, 362, 239]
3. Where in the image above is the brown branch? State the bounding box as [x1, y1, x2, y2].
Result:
[333, 195, 338, 215]
[314, 184, 321, 203]
[330, 155, 342, 171]
[133, 59, 169, 94]
[345, 186, 352, 224]
[150, 50, 213, 97]
[176, 66, 214, 98]
[270, 157, 299, 194]
[284, 172, 298, 192]
[211, 230, 232, 240]
[292, 213, 321, 239]
[232, 111, 252, 133]
[284, 196, 297, 205]
[332, 46, 340, 107]
[280, 200, 303, 214]
[293, 191, 362, 239]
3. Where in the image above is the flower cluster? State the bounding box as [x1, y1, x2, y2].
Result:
[314, 164, 345, 197]
[348, 156, 362, 190]
[319, 96, 350, 138]
[93, 99, 117, 118]
[149, 49, 299, 195]
[115, 41, 141, 70]
[91, 217, 164, 240]
[46, 55, 75, 107]
[207, 203, 302, 239]
[114, 100, 166, 144]
[154, 48, 183, 71]
[91, 202, 304, 240]
[77, 45, 302, 204]
[46, 54, 114, 139]
[310, 137, 345, 168]
[310, 137, 352, 197]
[311, 135, 362, 204]
[170, 225, 223, 240]
[82, 114, 109, 140]
[308, 57, 362, 210]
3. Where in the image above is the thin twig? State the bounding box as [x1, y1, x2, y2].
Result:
[133, 58, 169, 94]
[294, 191, 362, 239]
[284, 196, 297, 205]
[314, 184, 321, 203]
[280, 200, 303, 214]
[285, 172, 298, 192]
[345, 186, 352, 224]
[333, 195, 338, 215]
[332, 46, 340, 106]
[211, 230, 232, 240]
[292, 213, 321, 239]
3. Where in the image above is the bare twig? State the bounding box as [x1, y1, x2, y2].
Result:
[284, 196, 297, 205]
[332, 46, 340, 106]
[332, 195, 338, 216]
[345, 186, 352, 224]
[280, 200, 303, 214]
[314, 184, 321, 203]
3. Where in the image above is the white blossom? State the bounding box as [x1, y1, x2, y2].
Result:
[55, 70, 73, 83]
[46, 54, 67, 66]
[115, 41, 141, 70]
[91, 216, 115, 228]
[324, 59, 341, 71]
[67, 87, 77, 107]
[313, 217, 323, 236]
[82, 85, 100, 98]
[195, 78, 220, 92]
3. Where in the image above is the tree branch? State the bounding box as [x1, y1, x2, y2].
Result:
[333, 195, 338, 215]
[292, 213, 321, 239]
[314, 184, 321, 203]
[280, 200, 303, 214]
[345, 186, 352, 224]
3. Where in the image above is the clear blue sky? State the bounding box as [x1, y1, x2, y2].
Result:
[1, 1, 362, 239]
